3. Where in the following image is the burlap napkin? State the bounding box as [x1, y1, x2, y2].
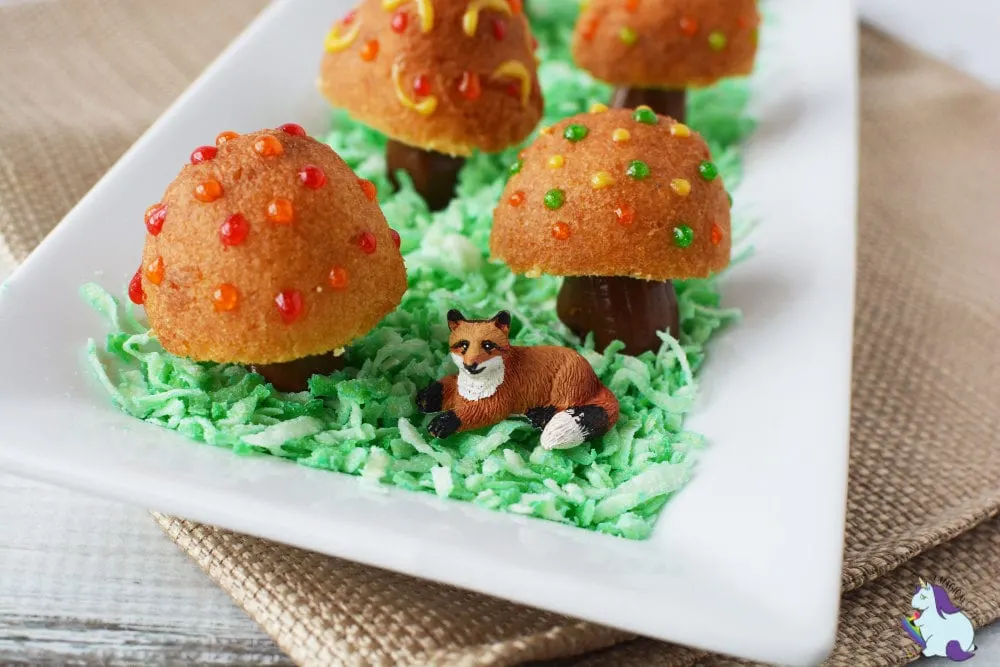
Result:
[2, 2, 999, 665]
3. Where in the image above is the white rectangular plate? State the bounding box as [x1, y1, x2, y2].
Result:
[0, 0, 857, 663]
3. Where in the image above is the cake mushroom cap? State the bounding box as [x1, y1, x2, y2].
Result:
[491, 108, 731, 280]
[140, 129, 407, 365]
[319, 0, 543, 156]
[573, 0, 760, 89]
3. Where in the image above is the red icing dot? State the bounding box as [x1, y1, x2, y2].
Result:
[275, 290, 304, 324]
[358, 231, 377, 254]
[342, 10, 357, 25]
[144, 203, 167, 236]
[128, 269, 145, 305]
[298, 164, 327, 189]
[711, 223, 724, 246]
[615, 203, 636, 227]
[329, 266, 349, 290]
[509, 191, 525, 206]
[413, 74, 432, 97]
[278, 123, 307, 137]
[459, 71, 482, 101]
[360, 39, 379, 61]
[679, 16, 698, 36]
[359, 179, 377, 201]
[505, 82, 521, 99]
[190, 146, 218, 164]
[390, 11, 408, 33]
[219, 213, 249, 246]
[552, 222, 571, 240]
[145, 256, 165, 285]
[390, 228, 401, 248]
[491, 18, 507, 40]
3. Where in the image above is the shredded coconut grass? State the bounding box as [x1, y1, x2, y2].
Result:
[83, 6, 754, 540]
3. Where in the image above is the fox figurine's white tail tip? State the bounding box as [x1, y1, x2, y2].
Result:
[540, 411, 587, 450]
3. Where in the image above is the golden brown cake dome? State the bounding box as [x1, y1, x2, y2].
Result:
[134, 125, 407, 366]
[573, 0, 760, 89]
[491, 107, 731, 281]
[319, 0, 543, 157]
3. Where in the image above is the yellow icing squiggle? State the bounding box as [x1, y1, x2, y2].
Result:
[462, 0, 512, 37]
[324, 20, 362, 52]
[392, 60, 438, 115]
[491, 60, 532, 107]
[383, 0, 435, 33]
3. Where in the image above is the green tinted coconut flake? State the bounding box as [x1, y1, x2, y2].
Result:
[83, 5, 755, 540]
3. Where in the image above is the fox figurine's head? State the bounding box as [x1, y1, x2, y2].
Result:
[447, 310, 511, 400]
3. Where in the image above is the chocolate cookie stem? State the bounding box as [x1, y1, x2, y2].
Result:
[611, 87, 687, 123]
[557, 276, 680, 356]
[251, 351, 346, 393]
[385, 139, 465, 212]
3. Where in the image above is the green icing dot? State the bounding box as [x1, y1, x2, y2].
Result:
[510, 159, 523, 175]
[619, 27, 638, 46]
[564, 124, 589, 142]
[673, 224, 694, 248]
[708, 31, 727, 51]
[632, 107, 658, 125]
[626, 160, 651, 180]
[698, 161, 719, 181]
[544, 189, 566, 210]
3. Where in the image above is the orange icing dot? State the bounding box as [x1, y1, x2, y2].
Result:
[215, 131, 240, 146]
[212, 284, 239, 312]
[615, 203, 636, 227]
[266, 198, 295, 224]
[509, 0, 523, 15]
[580, 16, 599, 41]
[253, 135, 284, 157]
[359, 179, 378, 201]
[551, 222, 571, 240]
[329, 266, 349, 290]
[145, 256, 164, 285]
[360, 39, 380, 61]
[194, 179, 223, 203]
[679, 16, 698, 36]
[711, 223, 724, 246]
[625, 0, 640, 11]
[458, 71, 482, 100]
[509, 191, 525, 206]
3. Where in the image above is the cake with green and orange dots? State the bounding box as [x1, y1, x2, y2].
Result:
[573, 0, 759, 119]
[132, 124, 407, 386]
[491, 106, 731, 354]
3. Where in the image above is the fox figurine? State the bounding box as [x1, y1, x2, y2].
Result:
[416, 310, 620, 450]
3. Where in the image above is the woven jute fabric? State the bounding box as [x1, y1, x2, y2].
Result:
[2, 1, 999, 665]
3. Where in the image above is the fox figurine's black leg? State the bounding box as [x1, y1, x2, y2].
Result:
[524, 405, 557, 430]
[428, 411, 461, 439]
[416, 381, 444, 413]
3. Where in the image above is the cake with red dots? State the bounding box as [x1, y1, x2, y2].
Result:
[491, 106, 731, 354]
[133, 125, 407, 386]
[573, 0, 759, 120]
[318, 0, 544, 210]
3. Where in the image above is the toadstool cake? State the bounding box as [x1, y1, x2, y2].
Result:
[318, 0, 544, 211]
[572, 0, 759, 121]
[130, 125, 408, 392]
[491, 107, 731, 355]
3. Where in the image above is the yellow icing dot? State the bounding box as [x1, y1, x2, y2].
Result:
[589, 102, 609, 114]
[612, 128, 631, 143]
[463, 0, 512, 37]
[383, 0, 435, 33]
[548, 155, 565, 169]
[392, 59, 438, 115]
[324, 20, 361, 52]
[591, 171, 616, 189]
[491, 60, 532, 107]
[671, 178, 692, 196]
[671, 123, 691, 138]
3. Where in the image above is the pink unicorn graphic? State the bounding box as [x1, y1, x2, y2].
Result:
[901, 579, 977, 661]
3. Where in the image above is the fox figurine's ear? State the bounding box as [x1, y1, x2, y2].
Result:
[447, 309, 466, 331]
[492, 310, 512, 333]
